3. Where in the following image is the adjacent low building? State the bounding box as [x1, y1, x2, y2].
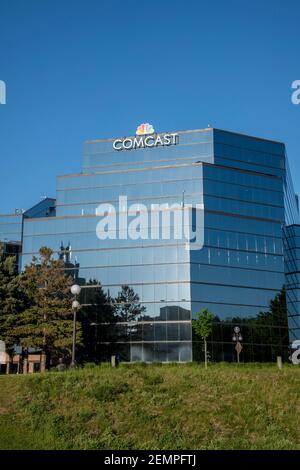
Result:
[1, 126, 299, 363]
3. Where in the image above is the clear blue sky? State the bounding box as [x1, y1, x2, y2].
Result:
[0, 0, 299, 214]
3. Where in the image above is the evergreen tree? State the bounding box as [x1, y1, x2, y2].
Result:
[113, 285, 146, 341]
[0, 244, 28, 360]
[114, 285, 146, 323]
[212, 287, 289, 362]
[78, 279, 116, 362]
[250, 287, 288, 360]
[15, 247, 82, 366]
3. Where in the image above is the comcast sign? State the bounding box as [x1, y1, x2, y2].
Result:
[113, 123, 178, 151]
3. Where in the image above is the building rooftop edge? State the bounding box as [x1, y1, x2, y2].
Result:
[0, 197, 56, 219]
[84, 127, 213, 144]
[83, 127, 285, 146]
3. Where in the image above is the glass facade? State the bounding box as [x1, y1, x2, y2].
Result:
[284, 224, 300, 341]
[1, 128, 299, 362]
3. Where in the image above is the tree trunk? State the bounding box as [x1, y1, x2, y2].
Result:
[40, 353, 46, 373]
[23, 358, 28, 374]
[6, 357, 11, 374]
[204, 338, 207, 369]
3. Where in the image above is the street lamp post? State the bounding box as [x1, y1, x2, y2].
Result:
[232, 326, 243, 363]
[70, 284, 81, 368]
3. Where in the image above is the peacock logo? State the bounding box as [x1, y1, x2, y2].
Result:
[136, 123, 155, 135]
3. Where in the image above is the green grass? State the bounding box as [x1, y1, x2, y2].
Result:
[1, 363, 300, 450]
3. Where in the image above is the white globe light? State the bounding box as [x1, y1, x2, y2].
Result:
[71, 284, 81, 295]
[72, 300, 80, 310]
[234, 326, 240, 334]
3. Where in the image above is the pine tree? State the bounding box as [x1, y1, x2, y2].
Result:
[114, 285, 145, 322]
[0, 244, 28, 359]
[78, 279, 116, 362]
[15, 247, 82, 366]
[113, 285, 146, 341]
[250, 287, 288, 360]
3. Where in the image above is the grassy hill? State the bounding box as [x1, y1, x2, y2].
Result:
[0, 363, 300, 450]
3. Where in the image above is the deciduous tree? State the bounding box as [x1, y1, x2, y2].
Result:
[192, 308, 214, 368]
